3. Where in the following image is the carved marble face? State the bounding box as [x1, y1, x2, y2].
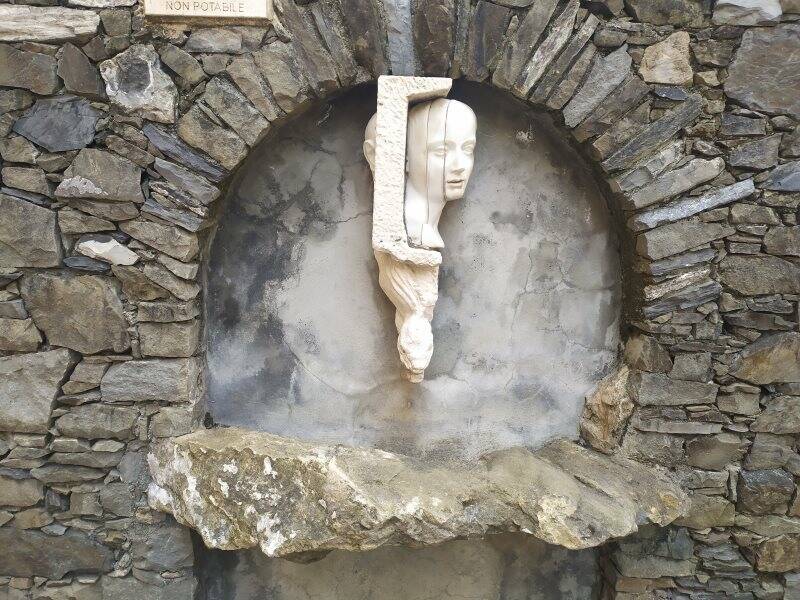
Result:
[406, 99, 477, 202]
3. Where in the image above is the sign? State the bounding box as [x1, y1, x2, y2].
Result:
[144, 0, 272, 21]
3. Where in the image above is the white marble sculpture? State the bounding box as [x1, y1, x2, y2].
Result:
[364, 76, 477, 382]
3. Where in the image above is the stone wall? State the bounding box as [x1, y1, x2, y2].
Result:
[0, 0, 799, 598]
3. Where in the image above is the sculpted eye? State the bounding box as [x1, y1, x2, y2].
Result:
[429, 145, 447, 157]
[463, 142, 475, 154]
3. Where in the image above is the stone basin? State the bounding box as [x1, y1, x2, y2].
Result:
[148, 427, 688, 559]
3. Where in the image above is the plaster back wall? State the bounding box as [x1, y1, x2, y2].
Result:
[207, 82, 620, 460]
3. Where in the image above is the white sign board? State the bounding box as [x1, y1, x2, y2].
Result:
[144, 0, 272, 21]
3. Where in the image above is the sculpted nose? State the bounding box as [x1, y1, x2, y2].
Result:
[450, 151, 466, 173]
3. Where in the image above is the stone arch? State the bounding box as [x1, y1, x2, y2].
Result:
[145, 0, 721, 562]
[163, 0, 735, 420]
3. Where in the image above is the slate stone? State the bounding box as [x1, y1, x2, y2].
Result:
[308, 0, 364, 87]
[752, 396, 800, 434]
[782, 127, 800, 158]
[594, 28, 627, 49]
[765, 226, 800, 256]
[491, 0, 558, 89]
[0, 44, 59, 95]
[102, 575, 197, 600]
[563, 45, 631, 128]
[225, 55, 282, 121]
[119, 218, 199, 261]
[185, 27, 243, 53]
[100, 8, 132, 36]
[636, 218, 735, 260]
[0, 194, 61, 268]
[142, 262, 200, 301]
[153, 158, 219, 206]
[132, 520, 194, 571]
[58, 207, 114, 235]
[720, 112, 767, 137]
[738, 469, 795, 515]
[177, 105, 248, 171]
[0, 298, 28, 319]
[729, 134, 782, 170]
[100, 44, 178, 124]
[99, 482, 134, 516]
[20, 271, 130, 354]
[626, 157, 728, 211]
[33, 465, 106, 486]
[141, 199, 205, 233]
[0, 317, 41, 352]
[337, 0, 388, 76]
[0, 89, 34, 113]
[64, 255, 111, 273]
[56, 148, 144, 203]
[142, 123, 227, 183]
[529, 14, 599, 105]
[55, 403, 138, 440]
[687, 434, 746, 470]
[754, 535, 800, 572]
[612, 526, 696, 578]
[725, 310, 793, 331]
[0, 475, 43, 507]
[714, 0, 783, 25]
[2, 166, 51, 197]
[630, 179, 755, 231]
[632, 372, 718, 406]
[726, 25, 800, 119]
[762, 160, 800, 192]
[413, 0, 455, 76]
[134, 301, 197, 326]
[0, 349, 74, 433]
[0, 528, 112, 578]
[691, 38, 736, 68]
[0, 135, 40, 164]
[572, 73, 649, 141]
[514, 0, 580, 97]
[624, 0, 704, 25]
[643, 279, 722, 318]
[624, 333, 673, 373]
[639, 31, 693, 86]
[139, 320, 200, 358]
[546, 44, 597, 110]
[0, 5, 100, 43]
[252, 41, 310, 115]
[719, 255, 800, 295]
[111, 264, 169, 301]
[730, 332, 800, 385]
[602, 94, 702, 172]
[58, 43, 105, 100]
[463, 1, 511, 82]
[674, 494, 735, 529]
[277, 0, 338, 96]
[730, 202, 781, 225]
[101, 357, 203, 404]
[201, 77, 270, 147]
[157, 43, 205, 87]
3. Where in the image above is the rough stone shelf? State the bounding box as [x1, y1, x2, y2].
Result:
[148, 427, 688, 559]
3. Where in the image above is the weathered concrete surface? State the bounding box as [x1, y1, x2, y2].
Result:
[148, 427, 688, 558]
[202, 534, 600, 600]
[207, 83, 619, 460]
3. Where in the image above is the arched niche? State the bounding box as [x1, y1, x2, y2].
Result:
[206, 81, 621, 461]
